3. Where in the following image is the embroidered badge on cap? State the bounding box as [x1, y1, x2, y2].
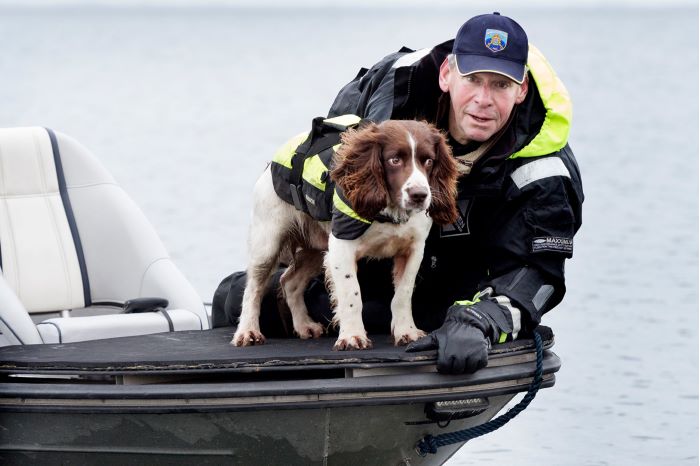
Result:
[485, 29, 508, 52]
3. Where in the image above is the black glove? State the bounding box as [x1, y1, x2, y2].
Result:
[406, 299, 514, 374]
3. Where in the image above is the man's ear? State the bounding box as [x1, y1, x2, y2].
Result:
[515, 74, 529, 104]
[438, 58, 451, 93]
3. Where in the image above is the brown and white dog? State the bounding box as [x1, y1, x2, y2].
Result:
[232, 120, 458, 350]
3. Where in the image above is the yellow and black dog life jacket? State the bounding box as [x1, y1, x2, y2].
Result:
[270, 114, 375, 240]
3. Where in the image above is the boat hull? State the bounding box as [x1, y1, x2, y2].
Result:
[0, 396, 522, 465]
[0, 328, 559, 465]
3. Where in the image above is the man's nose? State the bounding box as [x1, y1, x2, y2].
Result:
[473, 84, 493, 105]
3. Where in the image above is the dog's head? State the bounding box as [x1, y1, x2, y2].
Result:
[331, 119, 458, 225]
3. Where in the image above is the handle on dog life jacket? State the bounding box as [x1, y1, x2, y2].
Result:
[288, 115, 362, 213]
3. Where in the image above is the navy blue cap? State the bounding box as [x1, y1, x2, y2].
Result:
[453, 12, 529, 84]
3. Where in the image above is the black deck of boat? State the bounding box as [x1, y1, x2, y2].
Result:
[0, 326, 553, 375]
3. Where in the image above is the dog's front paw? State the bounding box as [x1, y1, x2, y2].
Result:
[393, 327, 427, 346]
[333, 334, 373, 351]
[231, 328, 266, 347]
[294, 321, 325, 340]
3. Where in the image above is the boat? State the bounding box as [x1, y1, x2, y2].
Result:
[0, 127, 560, 465]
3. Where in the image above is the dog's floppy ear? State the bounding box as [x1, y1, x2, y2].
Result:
[427, 127, 459, 225]
[331, 123, 388, 220]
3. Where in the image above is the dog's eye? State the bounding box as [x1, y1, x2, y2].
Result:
[424, 159, 434, 168]
[388, 157, 402, 166]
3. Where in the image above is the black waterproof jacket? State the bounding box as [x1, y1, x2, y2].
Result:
[328, 40, 584, 332]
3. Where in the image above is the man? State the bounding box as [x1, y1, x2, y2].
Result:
[213, 12, 584, 375]
[325, 12, 583, 374]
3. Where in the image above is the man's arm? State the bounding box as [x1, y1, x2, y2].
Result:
[408, 148, 584, 373]
[482, 146, 583, 332]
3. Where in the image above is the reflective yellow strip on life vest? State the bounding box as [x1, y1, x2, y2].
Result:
[333, 189, 371, 224]
[302, 154, 328, 191]
[272, 131, 309, 169]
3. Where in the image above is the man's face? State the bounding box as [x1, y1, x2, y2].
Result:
[439, 59, 528, 144]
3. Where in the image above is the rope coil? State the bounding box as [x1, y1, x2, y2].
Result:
[416, 331, 544, 457]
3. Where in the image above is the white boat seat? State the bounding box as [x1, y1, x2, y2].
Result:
[36, 309, 203, 344]
[0, 127, 209, 346]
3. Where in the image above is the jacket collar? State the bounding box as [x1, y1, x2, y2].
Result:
[509, 44, 572, 158]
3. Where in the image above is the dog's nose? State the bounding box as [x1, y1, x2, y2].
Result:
[409, 188, 428, 205]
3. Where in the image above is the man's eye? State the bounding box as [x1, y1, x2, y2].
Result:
[495, 81, 511, 89]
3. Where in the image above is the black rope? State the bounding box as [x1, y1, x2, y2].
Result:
[415, 331, 545, 456]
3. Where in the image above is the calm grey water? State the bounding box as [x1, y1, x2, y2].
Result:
[0, 4, 697, 465]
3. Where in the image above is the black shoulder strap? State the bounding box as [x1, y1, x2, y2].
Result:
[288, 115, 361, 213]
[288, 117, 325, 212]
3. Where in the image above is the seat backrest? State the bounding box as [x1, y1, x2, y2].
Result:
[0, 127, 208, 329]
[0, 127, 88, 312]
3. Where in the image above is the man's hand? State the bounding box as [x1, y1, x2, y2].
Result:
[406, 299, 514, 374]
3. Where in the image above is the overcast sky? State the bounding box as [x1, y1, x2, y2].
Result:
[0, 0, 695, 7]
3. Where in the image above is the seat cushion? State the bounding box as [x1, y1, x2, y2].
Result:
[36, 309, 203, 344]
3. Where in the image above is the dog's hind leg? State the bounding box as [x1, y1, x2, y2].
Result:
[232, 170, 289, 347]
[280, 249, 325, 339]
[231, 256, 277, 346]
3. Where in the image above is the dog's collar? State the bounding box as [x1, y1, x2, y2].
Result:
[374, 211, 411, 225]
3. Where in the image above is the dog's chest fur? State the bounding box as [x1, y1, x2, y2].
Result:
[352, 213, 432, 259]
